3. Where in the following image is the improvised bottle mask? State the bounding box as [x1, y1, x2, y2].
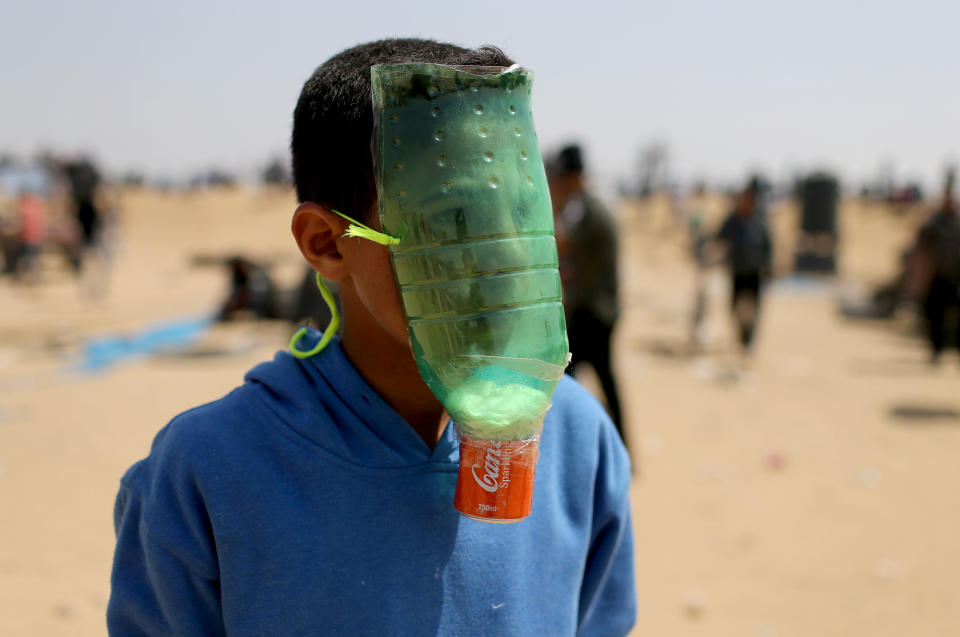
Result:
[370, 63, 569, 442]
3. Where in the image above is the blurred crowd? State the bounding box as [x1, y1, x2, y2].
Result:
[3, 144, 958, 420]
[0, 156, 117, 297]
[544, 141, 960, 449]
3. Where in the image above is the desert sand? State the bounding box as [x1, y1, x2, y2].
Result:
[1, 188, 958, 636]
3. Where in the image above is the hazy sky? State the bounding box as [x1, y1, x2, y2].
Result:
[3, 0, 958, 190]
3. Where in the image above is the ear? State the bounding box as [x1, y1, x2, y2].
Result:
[292, 202, 350, 281]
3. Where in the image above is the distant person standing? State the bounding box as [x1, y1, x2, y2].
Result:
[909, 169, 960, 364]
[63, 158, 110, 297]
[688, 214, 710, 351]
[716, 177, 772, 354]
[63, 159, 102, 255]
[548, 144, 626, 445]
[0, 187, 19, 277]
[15, 191, 46, 283]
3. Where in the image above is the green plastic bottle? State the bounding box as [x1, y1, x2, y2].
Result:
[372, 63, 569, 442]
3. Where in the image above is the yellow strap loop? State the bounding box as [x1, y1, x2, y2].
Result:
[288, 272, 341, 359]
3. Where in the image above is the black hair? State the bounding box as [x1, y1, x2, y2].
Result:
[291, 39, 514, 219]
[548, 144, 585, 176]
[746, 175, 765, 196]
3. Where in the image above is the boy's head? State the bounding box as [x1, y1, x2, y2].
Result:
[290, 39, 516, 354]
[291, 39, 514, 222]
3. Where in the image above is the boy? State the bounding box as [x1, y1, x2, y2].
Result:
[108, 39, 635, 636]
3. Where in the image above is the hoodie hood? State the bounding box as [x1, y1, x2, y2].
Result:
[244, 329, 458, 470]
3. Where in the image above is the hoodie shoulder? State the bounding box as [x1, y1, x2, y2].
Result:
[115, 381, 263, 578]
[549, 375, 614, 442]
[545, 375, 631, 484]
[122, 382, 258, 496]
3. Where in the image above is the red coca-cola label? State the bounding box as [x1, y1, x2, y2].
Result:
[454, 437, 539, 522]
[471, 442, 503, 493]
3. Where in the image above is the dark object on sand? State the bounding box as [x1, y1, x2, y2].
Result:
[218, 257, 281, 321]
[195, 255, 338, 328]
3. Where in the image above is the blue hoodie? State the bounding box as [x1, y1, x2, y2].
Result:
[108, 332, 635, 636]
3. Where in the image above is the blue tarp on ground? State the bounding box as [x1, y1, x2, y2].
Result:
[76, 317, 213, 372]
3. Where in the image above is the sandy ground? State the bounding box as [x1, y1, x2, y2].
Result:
[1, 189, 958, 636]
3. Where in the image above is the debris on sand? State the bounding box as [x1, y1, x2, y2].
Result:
[764, 452, 787, 471]
[860, 467, 883, 489]
[681, 588, 706, 620]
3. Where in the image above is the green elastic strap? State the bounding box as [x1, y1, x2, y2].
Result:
[332, 209, 400, 246]
[288, 209, 399, 359]
[288, 272, 341, 358]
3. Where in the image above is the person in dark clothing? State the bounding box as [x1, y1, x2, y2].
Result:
[196, 256, 339, 326]
[548, 144, 626, 446]
[716, 177, 772, 352]
[909, 169, 960, 364]
[217, 257, 280, 321]
[61, 158, 118, 298]
[62, 159, 102, 249]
